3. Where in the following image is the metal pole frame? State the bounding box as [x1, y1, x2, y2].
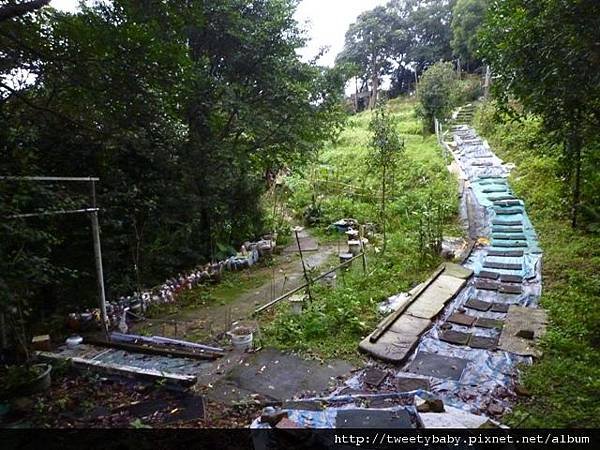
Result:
[0, 176, 110, 339]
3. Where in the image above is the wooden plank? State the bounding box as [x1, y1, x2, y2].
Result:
[85, 338, 222, 360]
[110, 332, 224, 353]
[36, 351, 197, 386]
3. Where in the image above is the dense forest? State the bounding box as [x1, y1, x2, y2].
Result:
[0, 0, 599, 430]
[1, 0, 347, 322]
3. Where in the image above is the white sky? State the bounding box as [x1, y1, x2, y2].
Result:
[50, 0, 387, 67]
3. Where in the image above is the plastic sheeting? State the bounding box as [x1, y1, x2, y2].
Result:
[342, 125, 544, 419]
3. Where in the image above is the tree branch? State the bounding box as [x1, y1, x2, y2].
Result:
[0, 0, 50, 22]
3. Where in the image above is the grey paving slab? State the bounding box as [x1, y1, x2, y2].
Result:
[483, 261, 523, 270]
[478, 270, 500, 280]
[491, 303, 510, 313]
[336, 409, 414, 429]
[474, 279, 499, 291]
[500, 274, 523, 283]
[395, 376, 431, 392]
[492, 241, 528, 248]
[492, 234, 527, 241]
[359, 315, 431, 364]
[474, 317, 504, 329]
[494, 209, 523, 215]
[465, 298, 493, 311]
[206, 348, 353, 404]
[468, 335, 499, 350]
[405, 352, 469, 381]
[492, 220, 522, 226]
[447, 313, 477, 327]
[499, 306, 548, 357]
[439, 330, 471, 346]
[363, 368, 388, 388]
[498, 284, 522, 295]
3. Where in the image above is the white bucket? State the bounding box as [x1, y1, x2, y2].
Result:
[229, 328, 253, 351]
[348, 240, 361, 256]
[289, 295, 305, 315]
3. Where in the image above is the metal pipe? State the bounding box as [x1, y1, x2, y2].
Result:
[5, 208, 99, 219]
[0, 176, 99, 182]
[90, 180, 109, 340]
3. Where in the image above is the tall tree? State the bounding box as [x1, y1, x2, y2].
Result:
[416, 61, 457, 132]
[480, 0, 600, 228]
[336, 6, 399, 109]
[451, 0, 488, 71]
[403, 0, 456, 73]
[0, 0, 346, 338]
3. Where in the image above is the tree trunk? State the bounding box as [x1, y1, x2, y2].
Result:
[570, 131, 582, 229]
[369, 59, 379, 109]
[381, 166, 386, 254]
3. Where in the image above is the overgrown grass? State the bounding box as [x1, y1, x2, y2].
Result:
[261, 98, 463, 360]
[144, 263, 271, 318]
[474, 103, 600, 428]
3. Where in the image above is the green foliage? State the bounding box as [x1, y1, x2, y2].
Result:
[474, 102, 600, 428]
[368, 105, 405, 252]
[264, 98, 460, 359]
[0, 0, 346, 346]
[338, 0, 456, 101]
[416, 61, 458, 132]
[480, 0, 600, 228]
[451, 0, 488, 70]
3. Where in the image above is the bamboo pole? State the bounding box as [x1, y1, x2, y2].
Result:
[254, 252, 365, 315]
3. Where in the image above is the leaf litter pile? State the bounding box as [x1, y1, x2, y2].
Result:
[2, 369, 260, 428]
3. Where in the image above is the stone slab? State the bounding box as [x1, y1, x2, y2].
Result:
[492, 241, 528, 248]
[474, 279, 499, 291]
[483, 261, 523, 271]
[439, 330, 471, 346]
[487, 250, 525, 257]
[494, 200, 521, 207]
[405, 274, 467, 319]
[442, 263, 474, 279]
[474, 317, 504, 329]
[468, 335, 499, 350]
[478, 270, 500, 280]
[336, 409, 414, 429]
[405, 352, 469, 381]
[447, 313, 477, 327]
[494, 209, 522, 215]
[500, 274, 523, 283]
[363, 368, 388, 388]
[491, 303, 510, 313]
[465, 298, 493, 311]
[395, 376, 431, 392]
[359, 315, 431, 364]
[491, 234, 527, 241]
[489, 195, 516, 201]
[499, 306, 548, 357]
[492, 220, 522, 226]
[206, 348, 353, 404]
[498, 284, 522, 295]
[284, 237, 318, 253]
[491, 227, 524, 234]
